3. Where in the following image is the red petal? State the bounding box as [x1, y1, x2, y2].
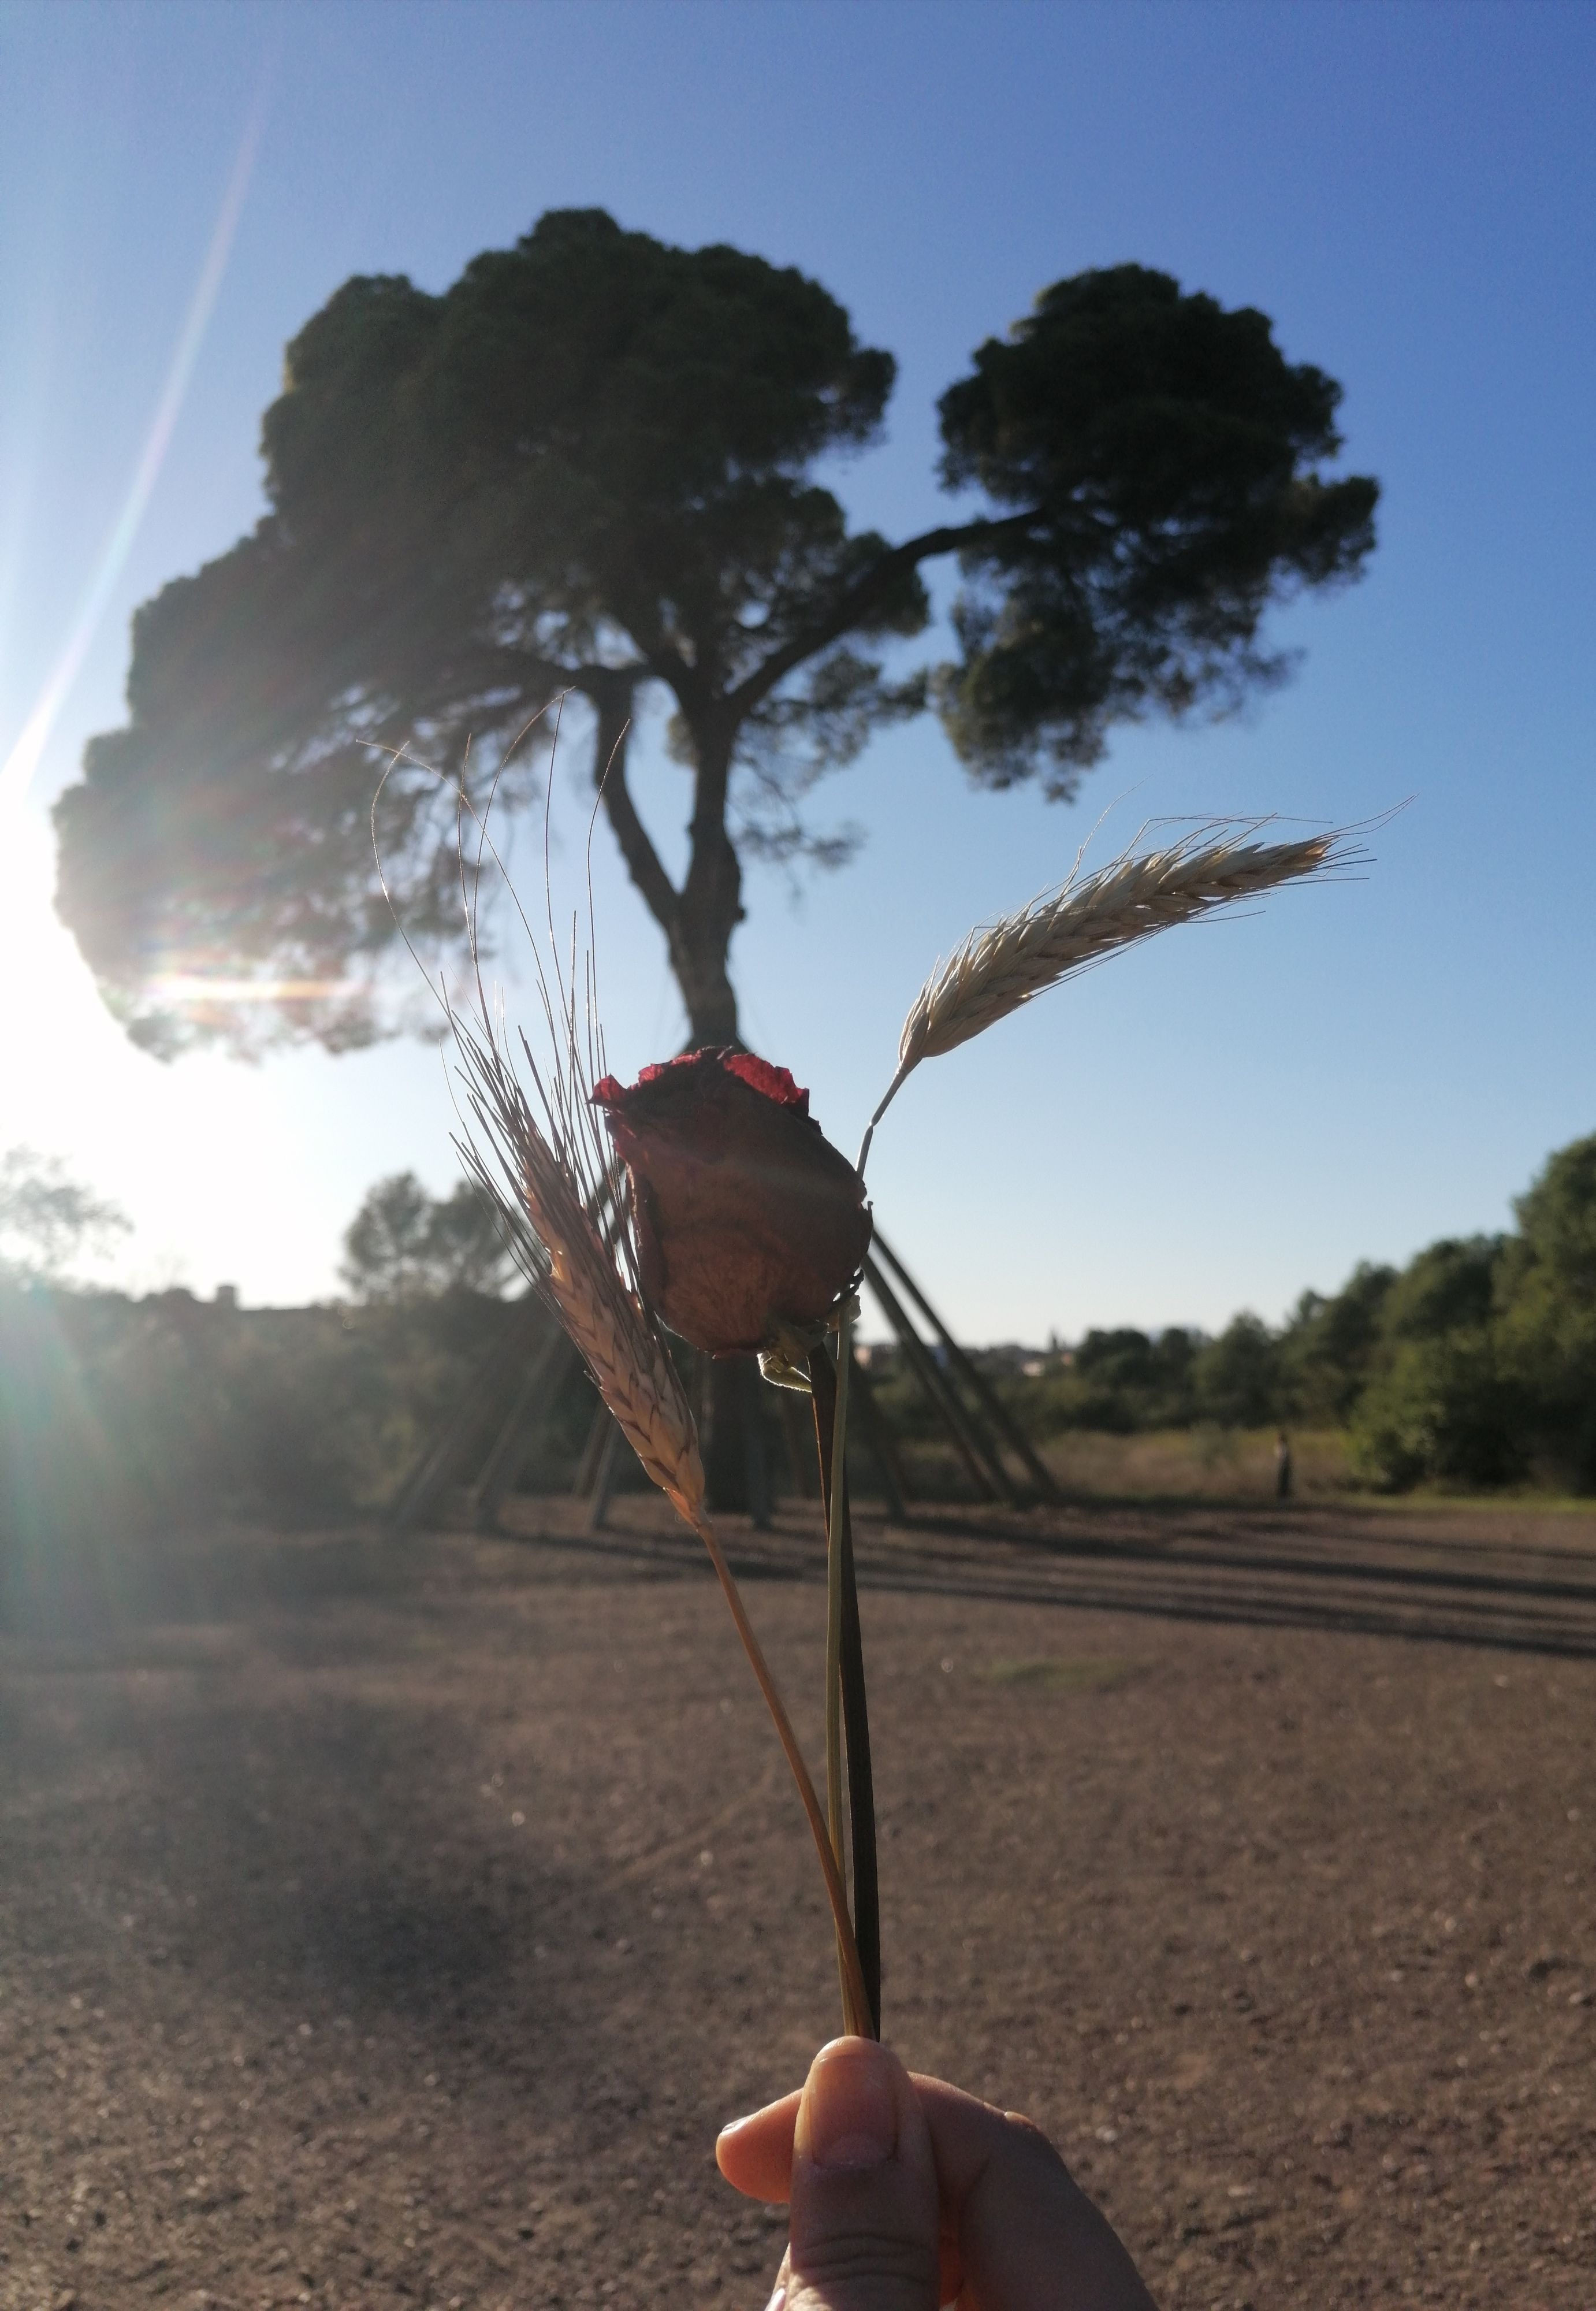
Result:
[722, 1051, 809, 1111]
[590, 1049, 812, 1116]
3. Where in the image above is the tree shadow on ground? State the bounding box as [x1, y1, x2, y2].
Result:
[509, 1496, 1596, 1662]
[0, 1638, 650, 2100]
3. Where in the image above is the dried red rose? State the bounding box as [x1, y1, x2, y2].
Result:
[591, 1049, 872, 1356]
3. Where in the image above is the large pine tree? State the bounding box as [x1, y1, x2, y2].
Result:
[55, 210, 1377, 1060]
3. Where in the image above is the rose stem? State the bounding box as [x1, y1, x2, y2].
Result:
[689, 1510, 870, 2035]
[821, 1310, 850, 2035]
[808, 1337, 882, 2040]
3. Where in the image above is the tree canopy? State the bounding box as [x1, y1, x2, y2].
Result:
[339, 1171, 515, 1301]
[55, 208, 1378, 1056]
[0, 1147, 131, 1285]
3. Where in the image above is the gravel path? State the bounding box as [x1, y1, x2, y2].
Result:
[2, 1498, 1593, 2309]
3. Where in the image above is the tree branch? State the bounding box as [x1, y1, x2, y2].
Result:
[726, 508, 1040, 722]
[586, 671, 681, 941]
[410, 647, 650, 720]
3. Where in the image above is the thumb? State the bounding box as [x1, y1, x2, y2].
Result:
[780, 2037, 942, 2311]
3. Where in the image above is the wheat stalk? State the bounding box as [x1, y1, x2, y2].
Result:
[858, 819, 1364, 1165]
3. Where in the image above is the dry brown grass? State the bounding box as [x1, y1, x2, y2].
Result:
[1039, 1423, 1353, 1502]
[882, 1425, 1355, 1504]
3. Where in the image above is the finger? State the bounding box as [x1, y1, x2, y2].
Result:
[717, 2074, 1036, 2206]
[721, 2071, 1154, 2311]
[936, 2225, 963, 2308]
[717, 2086, 802, 2202]
[721, 2097, 963, 2309]
[908, 2081, 1156, 2311]
[785, 2036, 942, 2311]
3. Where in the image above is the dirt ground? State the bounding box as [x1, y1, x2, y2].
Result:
[2, 1493, 1594, 2311]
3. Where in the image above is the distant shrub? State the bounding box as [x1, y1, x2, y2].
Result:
[0, 1281, 522, 1607]
[1276, 1262, 1396, 1423]
[1191, 1313, 1284, 1429]
[340, 1172, 516, 1301]
[0, 1145, 130, 1284]
[1494, 1135, 1596, 1489]
[1348, 1335, 1527, 1491]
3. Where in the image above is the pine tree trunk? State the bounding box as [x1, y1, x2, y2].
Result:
[703, 1355, 772, 1525]
[672, 723, 744, 1050]
[591, 694, 756, 1503]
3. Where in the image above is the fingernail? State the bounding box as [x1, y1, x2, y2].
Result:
[764, 2289, 786, 2311]
[805, 2037, 898, 2170]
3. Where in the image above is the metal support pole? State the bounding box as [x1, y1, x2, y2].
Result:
[849, 1354, 910, 1521]
[471, 1324, 577, 1530]
[872, 1232, 1063, 1506]
[586, 1419, 626, 1531]
[779, 1389, 819, 1499]
[574, 1396, 612, 1497]
[388, 1298, 550, 1532]
[862, 1257, 1011, 1504]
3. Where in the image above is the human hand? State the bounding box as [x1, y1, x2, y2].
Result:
[717, 2036, 1158, 2311]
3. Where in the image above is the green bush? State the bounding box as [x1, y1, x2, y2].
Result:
[1192, 1314, 1284, 1429]
[1276, 1262, 1396, 1422]
[1348, 1335, 1527, 1491]
[1494, 1135, 1596, 1489]
[0, 1281, 522, 1584]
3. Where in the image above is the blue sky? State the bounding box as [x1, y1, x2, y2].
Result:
[2, 0, 1593, 1338]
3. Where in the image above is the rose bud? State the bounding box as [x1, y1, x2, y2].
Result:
[591, 1049, 872, 1357]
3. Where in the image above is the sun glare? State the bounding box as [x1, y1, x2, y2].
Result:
[0, 811, 342, 1299]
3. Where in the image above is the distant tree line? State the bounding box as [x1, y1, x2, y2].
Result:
[969, 1131, 1596, 1492]
[0, 1154, 519, 1607]
[6, 1130, 1595, 1606]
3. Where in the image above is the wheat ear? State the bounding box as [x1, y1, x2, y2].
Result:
[858, 820, 1364, 1165]
[452, 1009, 705, 1521]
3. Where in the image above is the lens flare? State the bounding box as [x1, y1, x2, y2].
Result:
[0, 78, 271, 826]
[144, 976, 367, 1005]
